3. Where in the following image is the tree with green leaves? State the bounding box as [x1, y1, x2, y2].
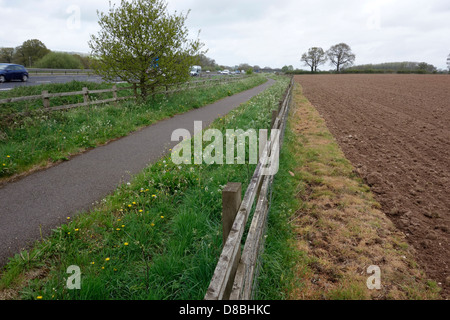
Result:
[89, 0, 204, 99]
[301, 47, 327, 73]
[0, 48, 14, 63]
[327, 43, 356, 72]
[13, 39, 50, 67]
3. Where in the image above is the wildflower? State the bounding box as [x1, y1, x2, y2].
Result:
[139, 209, 143, 213]
[91, 262, 95, 265]
[150, 223, 155, 227]
[152, 195, 157, 198]
[128, 205, 132, 208]
[121, 225, 125, 228]
[75, 229, 79, 232]
[160, 216, 164, 219]
[105, 258, 110, 262]
[116, 228, 121, 231]
[124, 242, 129, 246]
[67, 217, 71, 220]
[6, 155, 10, 158]
[37, 296, 43, 300]
[132, 202, 136, 205]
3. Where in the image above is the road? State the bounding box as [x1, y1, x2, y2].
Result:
[0, 75, 105, 91]
[0, 78, 275, 267]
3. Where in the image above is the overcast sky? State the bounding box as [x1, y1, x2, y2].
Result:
[1, 0, 449, 69]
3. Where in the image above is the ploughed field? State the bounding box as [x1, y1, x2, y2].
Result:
[295, 74, 450, 297]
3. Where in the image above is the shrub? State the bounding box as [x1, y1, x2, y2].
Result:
[35, 52, 83, 69]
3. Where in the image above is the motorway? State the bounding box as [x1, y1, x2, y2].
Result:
[0, 74, 105, 91]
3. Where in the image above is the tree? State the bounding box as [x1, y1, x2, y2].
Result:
[0, 48, 14, 63]
[196, 54, 217, 71]
[13, 39, 50, 67]
[327, 43, 356, 72]
[89, 0, 204, 99]
[35, 52, 83, 69]
[301, 47, 327, 72]
[447, 54, 450, 72]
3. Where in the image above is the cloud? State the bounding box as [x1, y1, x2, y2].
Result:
[0, 0, 448, 69]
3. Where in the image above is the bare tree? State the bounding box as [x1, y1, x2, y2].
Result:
[301, 47, 327, 72]
[327, 43, 356, 72]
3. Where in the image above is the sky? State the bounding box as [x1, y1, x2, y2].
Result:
[0, 0, 449, 70]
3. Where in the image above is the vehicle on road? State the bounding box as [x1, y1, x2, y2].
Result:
[221, 69, 230, 75]
[190, 65, 202, 76]
[0, 63, 29, 83]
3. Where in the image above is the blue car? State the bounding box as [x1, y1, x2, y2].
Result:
[0, 63, 29, 83]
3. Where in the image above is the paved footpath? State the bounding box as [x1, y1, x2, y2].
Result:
[0, 79, 274, 267]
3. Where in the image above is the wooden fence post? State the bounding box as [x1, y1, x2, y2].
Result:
[222, 182, 242, 299]
[82, 87, 89, 105]
[112, 85, 118, 102]
[42, 90, 50, 108]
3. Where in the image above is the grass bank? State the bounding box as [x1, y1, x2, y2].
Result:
[267, 83, 440, 300]
[0, 75, 291, 300]
[0, 75, 266, 180]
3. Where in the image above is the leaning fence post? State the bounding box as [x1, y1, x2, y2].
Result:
[42, 90, 50, 108]
[222, 182, 242, 300]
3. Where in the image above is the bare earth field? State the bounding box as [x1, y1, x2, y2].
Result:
[295, 74, 450, 298]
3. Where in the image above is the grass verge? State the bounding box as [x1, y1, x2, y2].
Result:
[0, 75, 291, 300]
[0, 75, 266, 181]
[264, 83, 441, 300]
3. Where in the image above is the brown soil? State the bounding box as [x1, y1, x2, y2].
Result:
[294, 74, 450, 298]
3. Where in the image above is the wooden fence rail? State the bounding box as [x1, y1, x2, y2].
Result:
[0, 75, 248, 115]
[204, 77, 294, 300]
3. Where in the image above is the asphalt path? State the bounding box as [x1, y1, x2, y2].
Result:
[0, 75, 105, 91]
[0, 78, 275, 267]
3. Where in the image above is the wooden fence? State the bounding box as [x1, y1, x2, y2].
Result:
[0, 76, 247, 115]
[204, 77, 294, 300]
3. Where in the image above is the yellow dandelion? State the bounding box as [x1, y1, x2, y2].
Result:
[132, 202, 136, 205]
[121, 225, 125, 228]
[91, 262, 95, 265]
[67, 217, 71, 220]
[124, 242, 129, 246]
[139, 209, 143, 213]
[37, 296, 43, 300]
[160, 216, 164, 219]
[75, 229, 79, 232]
[128, 204, 132, 208]
[105, 258, 110, 262]
[6, 155, 10, 158]
[116, 228, 121, 231]
[150, 223, 155, 227]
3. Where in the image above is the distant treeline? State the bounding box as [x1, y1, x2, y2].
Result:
[286, 61, 448, 75]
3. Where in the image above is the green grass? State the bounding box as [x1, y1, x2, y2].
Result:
[0, 75, 292, 300]
[0, 75, 266, 179]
